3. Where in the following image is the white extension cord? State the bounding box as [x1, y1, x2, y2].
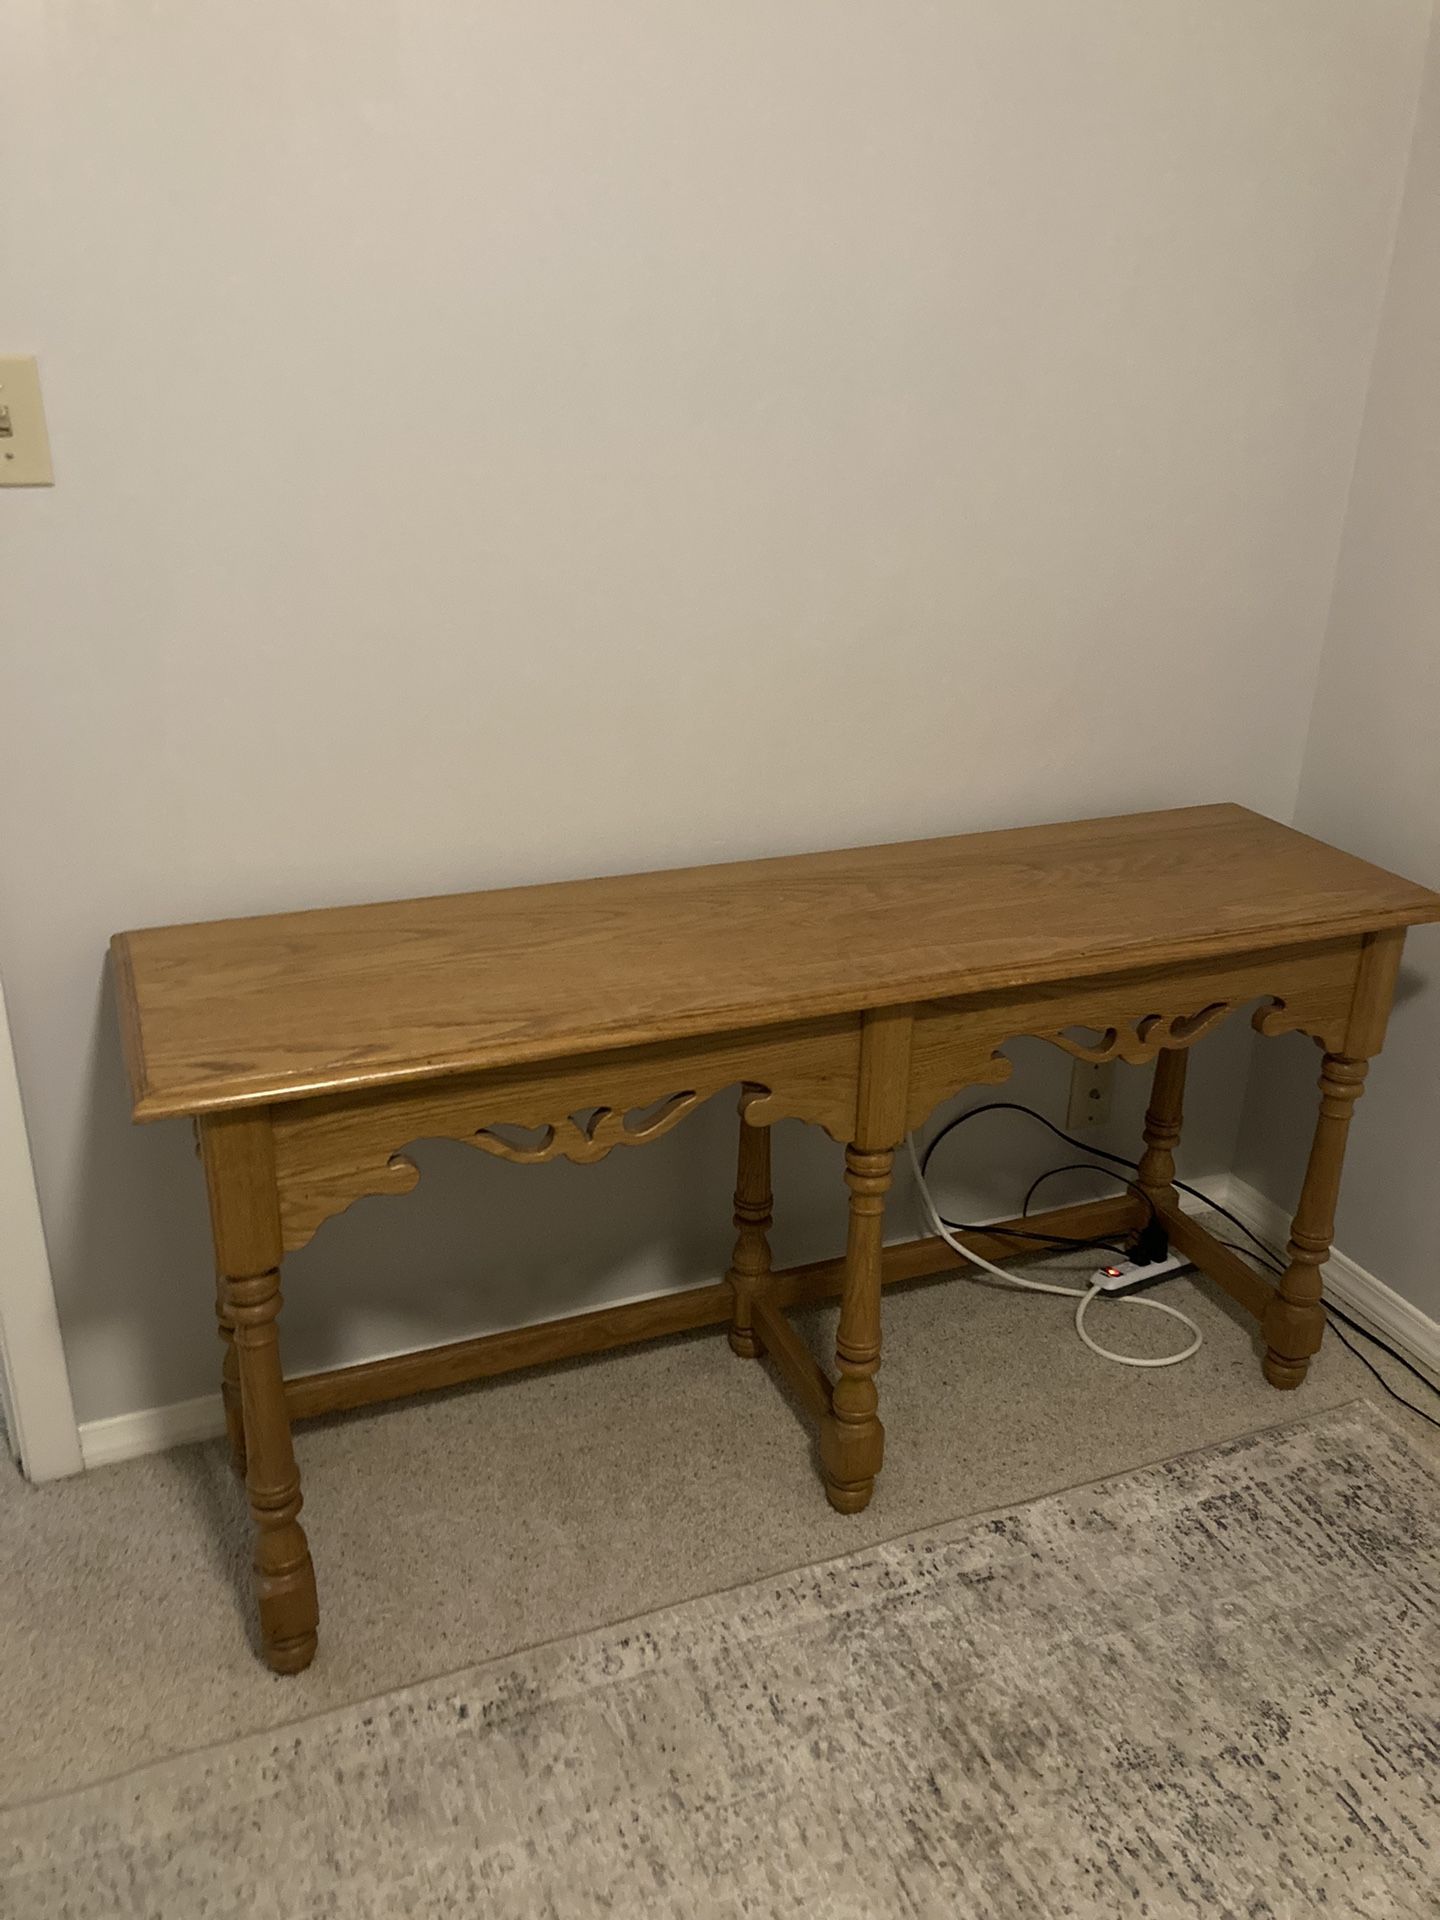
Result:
[905, 1136, 1202, 1369]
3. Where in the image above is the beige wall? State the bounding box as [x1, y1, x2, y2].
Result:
[1, 2, 1430, 1423]
[1236, 12, 1440, 1317]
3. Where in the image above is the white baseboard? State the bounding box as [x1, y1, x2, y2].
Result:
[79, 1391, 225, 1469]
[76, 1183, 1440, 1467]
[1211, 1175, 1440, 1393]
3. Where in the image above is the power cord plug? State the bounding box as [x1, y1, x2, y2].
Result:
[1129, 1219, 1171, 1267]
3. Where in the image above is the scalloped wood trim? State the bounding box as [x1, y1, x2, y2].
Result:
[905, 939, 1361, 1129]
[272, 1018, 861, 1252]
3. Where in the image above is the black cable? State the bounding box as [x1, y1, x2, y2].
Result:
[1181, 1193, 1440, 1430]
[923, 1100, 1289, 1264]
[920, 1102, 1142, 1180]
[934, 1215, 1136, 1259]
[1219, 1236, 1440, 1429]
[922, 1107, 1154, 1258]
[929, 1121, 1159, 1267]
[1325, 1320, 1440, 1430]
[1209, 1223, 1440, 1423]
[1170, 1180, 1282, 1266]
[924, 1097, 1440, 1421]
[1218, 1241, 1283, 1276]
[1021, 1161, 1159, 1233]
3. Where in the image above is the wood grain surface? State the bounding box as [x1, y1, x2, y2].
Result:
[112, 804, 1440, 1121]
[277, 1195, 1145, 1424]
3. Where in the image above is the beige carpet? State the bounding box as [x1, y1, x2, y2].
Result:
[5, 1402, 1438, 1918]
[5, 1236, 1440, 1813]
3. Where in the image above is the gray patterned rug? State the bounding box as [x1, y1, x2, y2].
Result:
[4, 1403, 1437, 1919]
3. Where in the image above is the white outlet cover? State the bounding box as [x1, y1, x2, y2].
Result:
[0, 357, 55, 487]
[1065, 1057, 1114, 1132]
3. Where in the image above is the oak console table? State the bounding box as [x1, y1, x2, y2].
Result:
[112, 804, 1440, 1673]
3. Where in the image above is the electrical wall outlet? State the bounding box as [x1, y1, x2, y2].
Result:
[1065, 1057, 1114, 1131]
[0, 357, 55, 486]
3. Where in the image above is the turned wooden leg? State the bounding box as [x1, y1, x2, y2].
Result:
[215, 1276, 247, 1478]
[201, 1110, 318, 1674]
[225, 1266, 319, 1671]
[820, 1144, 891, 1513]
[725, 1098, 773, 1359]
[1137, 1046, 1188, 1207]
[1262, 1053, 1368, 1390]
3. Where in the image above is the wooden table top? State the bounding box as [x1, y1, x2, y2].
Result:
[112, 803, 1440, 1121]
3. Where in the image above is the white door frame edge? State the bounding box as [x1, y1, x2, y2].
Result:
[0, 979, 83, 1481]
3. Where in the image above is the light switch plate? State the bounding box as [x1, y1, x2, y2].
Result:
[0, 357, 55, 486]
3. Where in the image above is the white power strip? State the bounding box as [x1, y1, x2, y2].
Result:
[906, 1133, 1204, 1369]
[1091, 1250, 1192, 1296]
